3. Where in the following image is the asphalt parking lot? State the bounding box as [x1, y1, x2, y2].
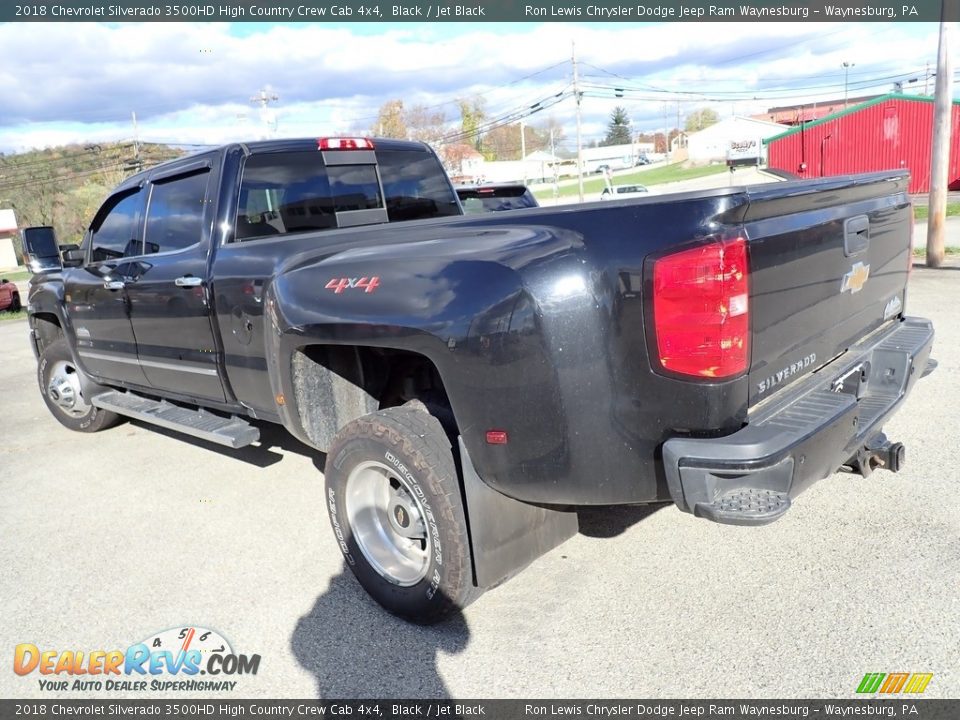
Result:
[1, 264, 958, 700]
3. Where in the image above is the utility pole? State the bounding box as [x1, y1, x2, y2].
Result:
[843, 61, 855, 107]
[130, 111, 141, 171]
[250, 88, 279, 139]
[662, 104, 669, 160]
[924, 62, 931, 95]
[550, 128, 559, 202]
[572, 41, 584, 203]
[927, 14, 953, 268]
[675, 101, 682, 162]
[520, 119, 527, 185]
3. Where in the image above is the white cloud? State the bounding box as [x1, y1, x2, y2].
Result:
[0, 21, 941, 152]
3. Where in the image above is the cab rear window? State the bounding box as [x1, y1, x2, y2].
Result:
[235, 148, 458, 241]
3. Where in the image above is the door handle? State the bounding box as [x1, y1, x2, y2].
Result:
[103, 280, 125, 290]
[175, 276, 203, 288]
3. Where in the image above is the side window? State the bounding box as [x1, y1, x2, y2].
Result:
[144, 170, 210, 255]
[237, 153, 336, 240]
[90, 189, 145, 263]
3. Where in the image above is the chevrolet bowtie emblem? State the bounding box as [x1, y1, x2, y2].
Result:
[841, 261, 871, 294]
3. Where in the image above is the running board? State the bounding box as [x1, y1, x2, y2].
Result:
[91, 390, 260, 449]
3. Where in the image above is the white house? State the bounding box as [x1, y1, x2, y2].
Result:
[436, 143, 485, 182]
[0, 209, 19, 269]
[685, 117, 789, 165]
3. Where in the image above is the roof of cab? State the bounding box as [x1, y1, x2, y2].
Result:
[116, 136, 434, 191]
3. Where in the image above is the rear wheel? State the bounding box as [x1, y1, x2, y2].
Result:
[38, 338, 119, 432]
[324, 404, 479, 623]
[9, 293, 21, 312]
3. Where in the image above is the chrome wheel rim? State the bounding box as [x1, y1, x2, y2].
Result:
[47, 360, 90, 418]
[344, 460, 430, 586]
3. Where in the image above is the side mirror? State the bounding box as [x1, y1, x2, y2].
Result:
[60, 245, 84, 267]
[21, 226, 62, 273]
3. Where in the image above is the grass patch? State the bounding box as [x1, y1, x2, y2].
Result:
[0, 309, 27, 323]
[0, 269, 31, 282]
[913, 203, 960, 221]
[534, 163, 728, 200]
[912, 245, 960, 255]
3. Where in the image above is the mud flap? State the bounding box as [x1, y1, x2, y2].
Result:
[457, 437, 579, 589]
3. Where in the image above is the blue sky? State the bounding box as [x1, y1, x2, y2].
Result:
[0, 21, 944, 153]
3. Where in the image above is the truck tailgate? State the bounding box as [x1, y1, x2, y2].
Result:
[742, 172, 913, 406]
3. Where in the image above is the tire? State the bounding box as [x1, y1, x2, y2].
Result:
[38, 338, 119, 433]
[325, 404, 480, 623]
[9, 293, 21, 312]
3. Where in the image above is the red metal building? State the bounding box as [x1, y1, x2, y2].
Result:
[764, 94, 960, 194]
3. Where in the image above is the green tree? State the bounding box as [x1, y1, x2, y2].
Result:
[601, 106, 632, 147]
[685, 107, 720, 132]
[457, 96, 487, 152]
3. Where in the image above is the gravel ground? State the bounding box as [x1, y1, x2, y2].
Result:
[0, 264, 957, 700]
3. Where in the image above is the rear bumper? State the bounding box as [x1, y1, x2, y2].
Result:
[662, 317, 935, 526]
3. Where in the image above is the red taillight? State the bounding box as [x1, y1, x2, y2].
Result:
[317, 137, 375, 150]
[653, 236, 749, 379]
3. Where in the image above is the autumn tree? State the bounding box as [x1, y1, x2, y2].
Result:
[601, 106, 632, 147]
[480, 124, 515, 160]
[0, 142, 181, 247]
[405, 104, 447, 145]
[372, 99, 407, 139]
[532, 116, 565, 154]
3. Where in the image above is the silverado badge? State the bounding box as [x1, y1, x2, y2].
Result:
[841, 261, 870, 294]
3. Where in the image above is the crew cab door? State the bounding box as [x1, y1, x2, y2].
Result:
[124, 159, 227, 402]
[65, 185, 151, 386]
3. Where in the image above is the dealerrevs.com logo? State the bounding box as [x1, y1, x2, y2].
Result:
[14, 626, 260, 692]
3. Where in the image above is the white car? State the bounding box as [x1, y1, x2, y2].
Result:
[600, 184, 650, 200]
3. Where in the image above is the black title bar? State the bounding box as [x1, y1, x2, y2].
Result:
[3, 699, 960, 720]
[5, 0, 957, 23]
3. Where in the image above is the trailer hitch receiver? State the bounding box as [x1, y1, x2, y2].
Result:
[842, 432, 906, 477]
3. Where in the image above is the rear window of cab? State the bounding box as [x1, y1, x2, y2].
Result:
[235, 148, 460, 240]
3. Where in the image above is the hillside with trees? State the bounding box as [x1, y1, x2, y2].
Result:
[0, 142, 183, 251]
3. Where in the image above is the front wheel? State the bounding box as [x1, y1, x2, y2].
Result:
[9, 293, 21, 312]
[324, 404, 479, 623]
[38, 338, 119, 432]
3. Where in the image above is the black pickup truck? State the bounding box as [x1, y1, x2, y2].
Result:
[24, 137, 934, 623]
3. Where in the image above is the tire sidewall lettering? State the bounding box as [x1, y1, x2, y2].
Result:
[383, 450, 442, 567]
[327, 487, 355, 566]
[325, 408, 474, 621]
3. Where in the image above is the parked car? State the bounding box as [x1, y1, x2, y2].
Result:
[0, 278, 21, 312]
[456, 183, 539, 214]
[635, 155, 652, 166]
[601, 184, 650, 200]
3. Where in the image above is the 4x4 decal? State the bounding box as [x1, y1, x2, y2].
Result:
[325, 277, 381, 294]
